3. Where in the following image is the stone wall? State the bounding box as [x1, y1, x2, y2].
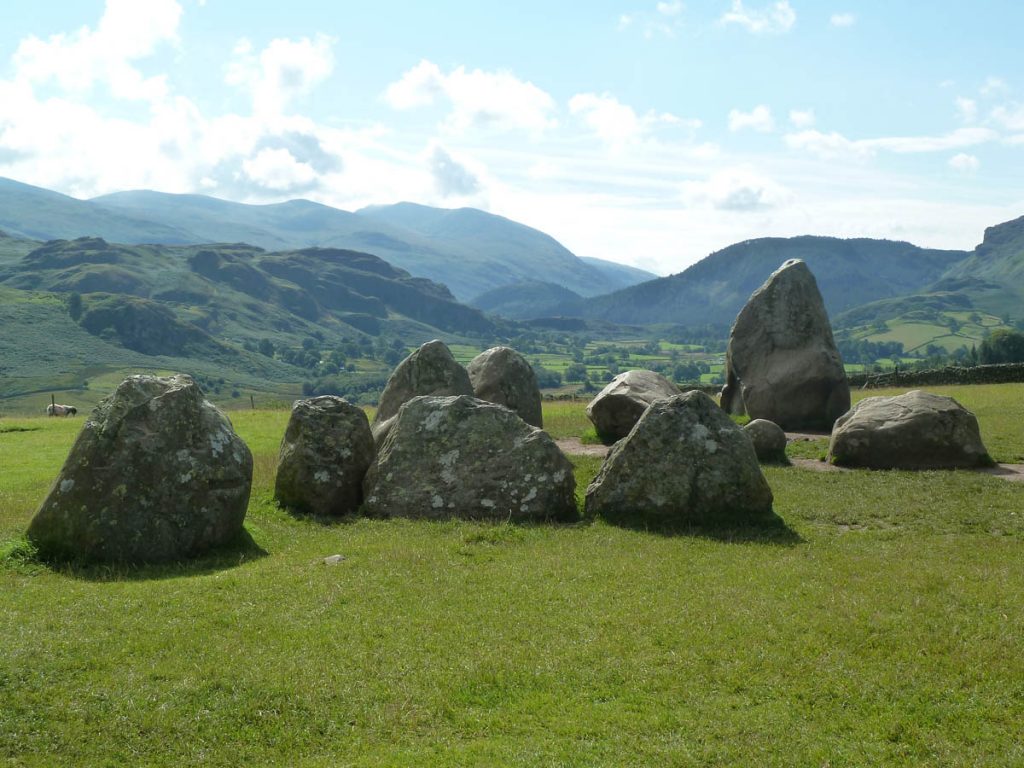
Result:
[849, 363, 1024, 389]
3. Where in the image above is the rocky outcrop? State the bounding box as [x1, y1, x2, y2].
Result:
[720, 259, 850, 430]
[585, 391, 773, 527]
[274, 396, 374, 516]
[27, 374, 252, 563]
[364, 395, 576, 522]
[371, 339, 473, 445]
[827, 390, 992, 469]
[586, 369, 680, 442]
[743, 419, 788, 464]
[467, 346, 543, 428]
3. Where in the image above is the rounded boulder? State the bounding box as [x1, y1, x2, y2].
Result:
[275, 396, 374, 516]
[827, 390, 992, 469]
[27, 374, 253, 563]
[586, 369, 680, 442]
[467, 346, 543, 428]
[364, 395, 576, 522]
[585, 391, 773, 527]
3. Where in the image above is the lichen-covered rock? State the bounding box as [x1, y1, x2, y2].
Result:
[720, 259, 850, 430]
[27, 374, 252, 563]
[828, 390, 992, 469]
[467, 346, 543, 428]
[364, 395, 576, 522]
[372, 339, 473, 444]
[586, 369, 680, 442]
[743, 418, 789, 464]
[275, 396, 374, 516]
[585, 391, 773, 527]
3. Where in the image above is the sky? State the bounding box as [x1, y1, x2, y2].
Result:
[1, 1, 1022, 276]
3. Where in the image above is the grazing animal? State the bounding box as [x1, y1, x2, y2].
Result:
[46, 404, 77, 417]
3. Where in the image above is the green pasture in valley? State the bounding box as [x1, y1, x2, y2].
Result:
[2, 385, 1023, 766]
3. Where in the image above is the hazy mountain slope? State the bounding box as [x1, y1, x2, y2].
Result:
[579, 257, 658, 289]
[574, 236, 970, 326]
[356, 202, 624, 298]
[0, 178, 201, 244]
[469, 280, 584, 320]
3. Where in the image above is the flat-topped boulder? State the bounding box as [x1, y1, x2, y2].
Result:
[28, 374, 252, 563]
[372, 339, 473, 445]
[275, 396, 374, 516]
[586, 369, 680, 442]
[364, 395, 576, 522]
[720, 259, 850, 431]
[585, 391, 773, 527]
[828, 390, 993, 469]
[467, 346, 543, 428]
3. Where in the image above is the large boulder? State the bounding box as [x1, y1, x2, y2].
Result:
[828, 390, 993, 469]
[585, 391, 773, 527]
[364, 395, 576, 522]
[27, 374, 252, 563]
[275, 396, 374, 516]
[720, 259, 850, 431]
[467, 346, 543, 428]
[372, 339, 473, 445]
[743, 418, 788, 464]
[586, 369, 681, 442]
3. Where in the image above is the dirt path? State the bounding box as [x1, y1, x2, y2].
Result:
[555, 437, 609, 457]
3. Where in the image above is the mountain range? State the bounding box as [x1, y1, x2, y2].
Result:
[2, 174, 1023, 414]
[0, 177, 655, 301]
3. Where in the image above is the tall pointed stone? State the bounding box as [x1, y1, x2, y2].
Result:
[720, 259, 850, 431]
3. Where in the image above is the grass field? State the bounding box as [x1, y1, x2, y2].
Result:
[2, 386, 1024, 766]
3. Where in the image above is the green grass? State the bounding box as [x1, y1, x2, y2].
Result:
[3, 388, 1024, 765]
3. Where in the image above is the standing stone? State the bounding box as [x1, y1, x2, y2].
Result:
[585, 391, 773, 527]
[364, 395, 576, 522]
[467, 346, 543, 428]
[372, 339, 473, 445]
[743, 419, 789, 464]
[828, 390, 993, 469]
[27, 374, 252, 563]
[720, 259, 850, 431]
[275, 396, 374, 516]
[586, 369, 681, 442]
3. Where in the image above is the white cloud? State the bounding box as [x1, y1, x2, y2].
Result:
[426, 143, 483, 198]
[991, 103, 1024, 131]
[955, 97, 978, 123]
[785, 127, 998, 159]
[948, 153, 979, 172]
[681, 166, 792, 211]
[829, 13, 855, 28]
[225, 34, 334, 116]
[383, 59, 557, 136]
[789, 108, 815, 128]
[728, 105, 774, 133]
[241, 147, 318, 192]
[720, 1, 795, 34]
[569, 92, 696, 146]
[656, 1, 683, 16]
[12, 0, 182, 103]
[981, 77, 1009, 97]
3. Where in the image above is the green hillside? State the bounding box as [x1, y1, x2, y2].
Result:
[568, 236, 970, 327]
[0, 236, 500, 414]
[469, 280, 584, 320]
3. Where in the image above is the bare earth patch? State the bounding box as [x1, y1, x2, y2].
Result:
[555, 437, 609, 457]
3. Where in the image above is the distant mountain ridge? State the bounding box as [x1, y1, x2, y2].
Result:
[0, 177, 655, 301]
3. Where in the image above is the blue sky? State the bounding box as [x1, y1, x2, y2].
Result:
[1, 1, 1022, 275]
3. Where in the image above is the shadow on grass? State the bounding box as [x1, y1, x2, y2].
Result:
[599, 510, 803, 545]
[3, 528, 268, 583]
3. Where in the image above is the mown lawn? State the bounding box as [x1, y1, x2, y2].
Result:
[2, 386, 1023, 766]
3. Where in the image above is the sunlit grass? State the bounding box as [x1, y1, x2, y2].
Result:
[2, 386, 1024, 765]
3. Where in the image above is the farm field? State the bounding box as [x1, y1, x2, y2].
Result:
[2, 385, 1024, 766]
